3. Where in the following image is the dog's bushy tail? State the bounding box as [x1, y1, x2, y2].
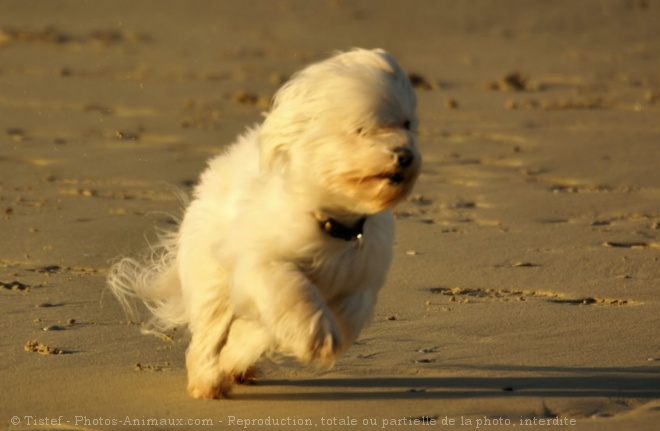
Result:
[107, 229, 188, 334]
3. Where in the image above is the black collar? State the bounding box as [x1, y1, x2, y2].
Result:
[317, 215, 367, 242]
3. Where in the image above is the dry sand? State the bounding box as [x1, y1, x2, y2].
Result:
[1, 1, 659, 430]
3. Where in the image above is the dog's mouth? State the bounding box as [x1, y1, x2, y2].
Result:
[349, 166, 417, 189]
[373, 170, 406, 185]
[386, 171, 405, 184]
[344, 166, 420, 212]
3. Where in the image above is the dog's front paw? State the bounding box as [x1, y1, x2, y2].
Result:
[306, 310, 342, 366]
[232, 367, 258, 385]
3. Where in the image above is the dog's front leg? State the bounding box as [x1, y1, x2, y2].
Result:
[233, 259, 342, 366]
[328, 290, 378, 353]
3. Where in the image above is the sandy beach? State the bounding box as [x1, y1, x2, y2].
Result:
[1, 1, 659, 430]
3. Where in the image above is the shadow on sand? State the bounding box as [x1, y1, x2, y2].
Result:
[231, 365, 660, 401]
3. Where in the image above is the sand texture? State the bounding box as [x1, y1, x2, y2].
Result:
[1, 1, 659, 430]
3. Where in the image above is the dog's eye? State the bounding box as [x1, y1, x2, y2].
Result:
[356, 127, 363, 135]
[403, 120, 411, 130]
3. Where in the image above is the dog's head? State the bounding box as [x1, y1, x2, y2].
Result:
[259, 48, 421, 215]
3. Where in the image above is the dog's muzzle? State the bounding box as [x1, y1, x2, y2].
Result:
[388, 147, 417, 185]
[394, 147, 415, 169]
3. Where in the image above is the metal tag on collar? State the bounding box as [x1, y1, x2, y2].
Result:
[356, 232, 364, 250]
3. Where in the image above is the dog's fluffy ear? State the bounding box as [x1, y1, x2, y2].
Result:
[258, 135, 289, 173]
[257, 72, 313, 172]
[258, 77, 312, 173]
[258, 118, 297, 173]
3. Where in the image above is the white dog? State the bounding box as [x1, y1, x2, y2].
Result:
[108, 48, 421, 399]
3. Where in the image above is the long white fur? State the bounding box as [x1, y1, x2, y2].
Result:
[107, 48, 420, 399]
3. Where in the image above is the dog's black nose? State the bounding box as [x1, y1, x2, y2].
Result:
[394, 147, 415, 168]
